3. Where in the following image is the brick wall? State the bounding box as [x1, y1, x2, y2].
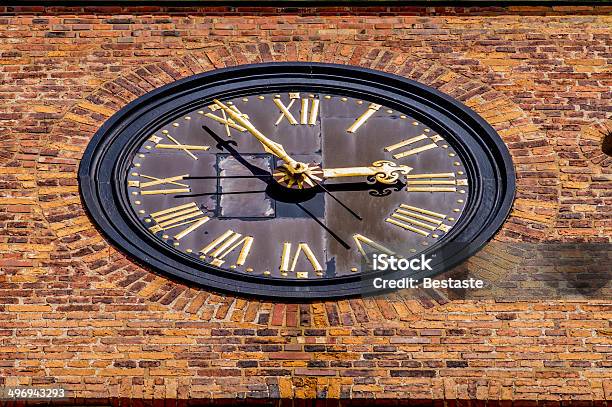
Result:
[0, 5, 611, 404]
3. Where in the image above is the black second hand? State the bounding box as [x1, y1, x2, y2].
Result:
[303, 173, 362, 221]
[200, 124, 352, 249]
[296, 202, 350, 250]
[174, 190, 267, 198]
[185, 175, 272, 180]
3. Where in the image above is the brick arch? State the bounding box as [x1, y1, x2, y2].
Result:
[552, 120, 611, 242]
[578, 121, 612, 167]
[37, 42, 559, 322]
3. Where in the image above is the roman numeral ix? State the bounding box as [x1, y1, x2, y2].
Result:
[129, 173, 190, 195]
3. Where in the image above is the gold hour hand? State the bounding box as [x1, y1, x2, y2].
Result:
[212, 99, 302, 173]
[320, 160, 412, 184]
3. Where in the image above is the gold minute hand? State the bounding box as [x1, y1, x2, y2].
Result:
[320, 160, 412, 184]
[212, 99, 301, 172]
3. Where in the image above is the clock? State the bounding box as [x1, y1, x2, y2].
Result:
[79, 63, 514, 299]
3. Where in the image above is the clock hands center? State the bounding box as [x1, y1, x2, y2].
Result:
[273, 160, 412, 189]
[200, 125, 361, 244]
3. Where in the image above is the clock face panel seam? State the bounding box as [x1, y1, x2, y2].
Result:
[79, 62, 515, 300]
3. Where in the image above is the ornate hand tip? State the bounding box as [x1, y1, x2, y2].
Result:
[371, 160, 412, 184]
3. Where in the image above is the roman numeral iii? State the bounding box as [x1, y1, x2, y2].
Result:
[406, 172, 468, 193]
[148, 202, 210, 239]
[200, 229, 254, 267]
[274, 93, 319, 126]
[386, 204, 451, 237]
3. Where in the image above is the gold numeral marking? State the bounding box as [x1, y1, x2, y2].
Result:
[204, 103, 247, 137]
[386, 204, 451, 237]
[352, 234, 395, 261]
[384, 134, 442, 159]
[140, 188, 190, 195]
[200, 229, 254, 267]
[151, 133, 209, 160]
[156, 144, 210, 151]
[280, 242, 322, 275]
[149, 135, 162, 143]
[406, 173, 468, 192]
[347, 103, 381, 133]
[274, 93, 319, 126]
[149, 202, 209, 239]
[133, 173, 191, 195]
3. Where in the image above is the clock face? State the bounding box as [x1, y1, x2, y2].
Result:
[125, 93, 469, 279]
[79, 63, 514, 298]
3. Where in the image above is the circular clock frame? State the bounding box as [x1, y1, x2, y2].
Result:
[78, 62, 515, 300]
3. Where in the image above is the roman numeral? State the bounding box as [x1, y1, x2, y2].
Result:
[352, 234, 395, 262]
[148, 202, 210, 239]
[385, 204, 451, 237]
[347, 103, 381, 133]
[200, 229, 254, 267]
[129, 173, 190, 195]
[280, 242, 322, 278]
[149, 134, 209, 160]
[385, 135, 443, 159]
[274, 93, 319, 126]
[204, 103, 247, 137]
[406, 172, 468, 193]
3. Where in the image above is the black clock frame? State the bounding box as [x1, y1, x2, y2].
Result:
[78, 62, 515, 300]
